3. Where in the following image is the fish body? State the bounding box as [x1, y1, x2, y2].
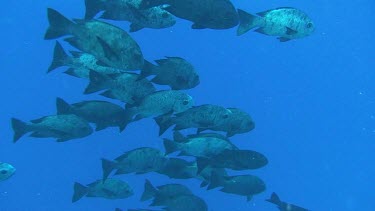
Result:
[56, 98, 127, 132]
[266, 192, 310, 211]
[141, 179, 193, 206]
[85, 70, 156, 105]
[142, 57, 200, 90]
[199, 108, 255, 137]
[0, 162, 16, 182]
[48, 41, 123, 78]
[85, 0, 176, 32]
[161, 194, 208, 211]
[102, 147, 168, 180]
[208, 172, 266, 200]
[156, 157, 197, 179]
[237, 7, 314, 42]
[125, 90, 194, 124]
[196, 149, 268, 172]
[140, 0, 238, 29]
[45, 8, 144, 70]
[163, 131, 238, 157]
[11, 114, 93, 143]
[155, 104, 232, 135]
[72, 178, 133, 202]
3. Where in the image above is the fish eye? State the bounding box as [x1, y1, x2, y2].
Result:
[162, 13, 169, 18]
[1, 170, 7, 174]
[182, 100, 189, 105]
[223, 114, 229, 119]
[306, 22, 313, 28]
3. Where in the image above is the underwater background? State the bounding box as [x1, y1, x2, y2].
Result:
[1, 0, 374, 210]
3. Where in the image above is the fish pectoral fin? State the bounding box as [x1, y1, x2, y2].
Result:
[277, 37, 291, 42]
[286, 27, 297, 35]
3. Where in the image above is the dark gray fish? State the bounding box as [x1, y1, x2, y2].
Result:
[56, 98, 127, 132]
[48, 41, 124, 78]
[141, 57, 200, 90]
[85, 0, 175, 32]
[141, 179, 193, 206]
[11, 114, 93, 143]
[85, 70, 156, 105]
[72, 178, 133, 202]
[156, 157, 197, 179]
[0, 162, 16, 182]
[44, 8, 144, 70]
[198, 108, 255, 137]
[124, 90, 194, 127]
[140, 0, 238, 29]
[154, 104, 232, 136]
[266, 192, 310, 211]
[161, 194, 208, 211]
[196, 149, 268, 173]
[163, 131, 238, 157]
[101, 147, 168, 180]
[237, 7, 315, 42]
[197, 166, 227, 188]
[208, 172, 266, 201]
[128, 209, 162, 211]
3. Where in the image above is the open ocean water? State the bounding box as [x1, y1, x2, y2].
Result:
[1, 0, 374, 210]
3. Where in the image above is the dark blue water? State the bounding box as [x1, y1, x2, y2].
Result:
[1, 0, 374, 210]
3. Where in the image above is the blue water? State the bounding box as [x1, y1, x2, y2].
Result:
[1, 0, 374, 210]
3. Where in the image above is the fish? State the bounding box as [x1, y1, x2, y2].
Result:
[156, 157, 197, 179]
[196, 149, 268, 173]
[158, 194, 208, 211]
[101, 147, 168, 180]
[198, 108, 255, 137]
[128, 209, 162, 211]
[207, 172, 266, 201]
[0, 162, 16, 182]
[163, 131, 238, 157]
[237, 7, 315, 42]
[48, 41, 124, 78]
[11, 114, 93, 143]
[141, 179, 193, 206]
[154, 104, 232, 136]
[141, 57, 200, 90]
[85, 0, 176, 32]
[266, 192, 310, 211]
[140, 0, 238, 29]
[72, 178, 133, 202]
[44, 8, 144, 70]
[84, 70, 156, 105]
[196, 166, 227, 188]
[56, 97, 128, 132]
[123, 90, 194, 126]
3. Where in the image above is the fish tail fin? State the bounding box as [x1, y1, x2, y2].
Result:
[237, 9, 260, 36]
[139, 0, 167, 9]
[207, 171, 225, 190]
[139, 60, 158, 79]
[72, 182, 89, 203]
[101, 158, 116, 181]
[172, 131, 185, 142]
[196, 157, 210, 174]
[11, 118, 30, 143]
[200, 181, 209, 188]
[48, 41, 69, 73]
[163, 139, 179, 155]
[154, 115, 174, 136]
[141, 179, 157, 201]
[56, 97, 73, 114]
[84, 0, 105, 19]
[44, 8, 74, 39]
[266, 192, 282, 205]
[84, 70, 108, 94]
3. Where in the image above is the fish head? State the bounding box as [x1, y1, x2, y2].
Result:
[157, 7, 176, 27]
[173, 93, 194, 113]
[0, 162, 16, 182]
[75, 120, 94, 137]
[189, 73, 200, 88]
